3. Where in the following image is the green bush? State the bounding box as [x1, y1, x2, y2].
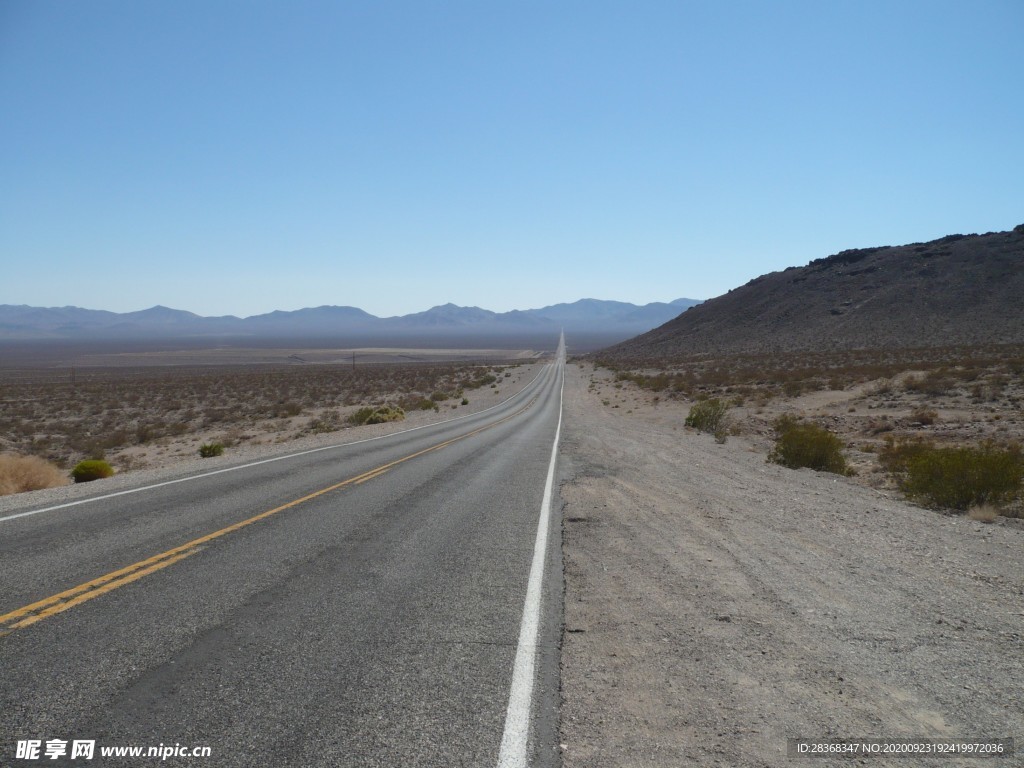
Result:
[366, 405, 405, 424]
[71, 459, 115, 483]
[461, 398, 469, 405]
[877, 435, 932, 475]
[900, 442, 1023, 510]
[768, 416, 850, 475]
[347, 407, 375, 425]
[685, 398, 730, 435]
[198, 442, 224, 458]
[348, 405, 406, 426]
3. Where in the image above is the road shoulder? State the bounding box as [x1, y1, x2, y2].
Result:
[558, 362, 1023, 766]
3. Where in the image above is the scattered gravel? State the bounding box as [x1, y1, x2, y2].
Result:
[558, 362, 1023, 767]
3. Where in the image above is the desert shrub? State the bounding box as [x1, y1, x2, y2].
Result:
[0, 454, 70, 496]
[768, 416, 850, 475]
[198, 442, 224, 458]
[685, 398, 729, 435]
[461, 398, 469, 405]
[866, 417, 894, 435]
[71, 459, 115, 483]
[348, 405, 405, 426]
[900, 442, 1023, 510]
[474, 374, 497, 388]
[904, 370, 955, 397]
[397, 394, 436, 412]
[909, 408, 938, 426]
[365, 405, 405, 424]
[782, 380, 808, 398]
[616, 371, 672, 392]
[347, 407, 375, 425]
[308, 410, 343, 434]
[430, 391, 449, 402]
[277, 401, 302, 417]
[878, 436, 935, 475]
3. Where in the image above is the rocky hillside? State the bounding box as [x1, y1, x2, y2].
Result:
[603, 224, 1024, 361]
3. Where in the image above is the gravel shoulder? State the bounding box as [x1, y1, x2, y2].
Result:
[558, 362, 1023, 767]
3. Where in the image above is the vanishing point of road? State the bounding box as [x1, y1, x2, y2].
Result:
[0, 337, 566, 767]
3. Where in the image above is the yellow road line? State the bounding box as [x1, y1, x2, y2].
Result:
[0, 394, 539, 636]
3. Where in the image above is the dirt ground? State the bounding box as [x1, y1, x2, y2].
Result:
[0, 361, 544, 513]
[558, 362, 1023, 767]
[0, 351, 544, 477]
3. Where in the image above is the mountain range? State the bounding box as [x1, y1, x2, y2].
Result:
[602, 224, 1024, 362]
[0, 298, 701, 347]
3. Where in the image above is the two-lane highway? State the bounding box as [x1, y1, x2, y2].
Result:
[1, 337, 566, 767]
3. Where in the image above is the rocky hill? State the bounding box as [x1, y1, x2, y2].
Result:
[602, 224, 1024, 362]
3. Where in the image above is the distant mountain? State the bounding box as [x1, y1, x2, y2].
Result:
[0, 298, 701, 346]
[601, 225, 1024, 362]
[523, 298, 700, 328]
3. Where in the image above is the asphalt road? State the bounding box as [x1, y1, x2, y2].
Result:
[0, 339, 565, 767]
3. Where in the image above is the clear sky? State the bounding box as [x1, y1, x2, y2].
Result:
[2, 1, 1022, 318]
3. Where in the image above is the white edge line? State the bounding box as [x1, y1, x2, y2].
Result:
[496, 338, 564, 768]
[0, 361, 554, 524]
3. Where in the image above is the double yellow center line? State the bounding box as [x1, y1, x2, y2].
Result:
[0, 396, 536, 637]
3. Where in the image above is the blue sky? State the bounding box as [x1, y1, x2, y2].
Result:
[2, 1, 1022, 318]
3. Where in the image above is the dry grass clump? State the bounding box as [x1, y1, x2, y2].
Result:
[967, 504, 999, 523]
[909, 407, 938, 426]
[0, 453, 70, 496]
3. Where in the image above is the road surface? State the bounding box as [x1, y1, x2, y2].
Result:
[1, 339, 565, 767]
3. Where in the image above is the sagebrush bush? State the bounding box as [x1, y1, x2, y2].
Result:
[308, 410, 342, 434]
[347, 407, 375, 425]
[366, 405, 405, 424]
[768, 415, 850, 475]
[71, 459, 115, 483]
[685, 398, 729, 435]
[348, 405, 406, 426]
[899, 441, 1022, 510]
[198, 442, 224, 458]
[909, 408, 938, 426]
[0, 454, 70, 496]
[878, 436, 932, 475]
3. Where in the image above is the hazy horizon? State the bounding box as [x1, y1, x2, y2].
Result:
[0, 296, 702, 319]
[3, 2, 1022, 317]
